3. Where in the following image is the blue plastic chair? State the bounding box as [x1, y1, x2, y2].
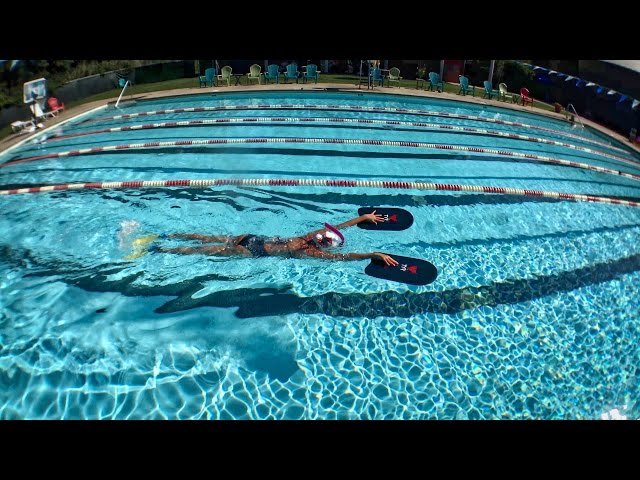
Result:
[264, 64, 280, 84]
[371, 67, 384, 87]
[483, 81, 500, 100]
[284, 63, 299, 84]
[199, 67, 217, 87]
[428, 72, 444, 92]
[303, 64, 320, 83]
[458, 76, 475, 96]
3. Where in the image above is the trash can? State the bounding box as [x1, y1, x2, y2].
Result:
[554, 102, 562, 113]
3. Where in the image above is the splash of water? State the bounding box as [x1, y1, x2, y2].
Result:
[600, 407, 628, 420]
[117, 220, 140, 250]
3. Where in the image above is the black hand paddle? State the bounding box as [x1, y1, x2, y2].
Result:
[357, 207, 413, 231]
[365, 254, 438, 286]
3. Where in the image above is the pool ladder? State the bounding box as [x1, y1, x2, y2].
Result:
[566, 103, 585, 129]
[115, 80, 130, 108]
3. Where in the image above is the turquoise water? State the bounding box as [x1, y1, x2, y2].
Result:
[1, 90, 639, 419]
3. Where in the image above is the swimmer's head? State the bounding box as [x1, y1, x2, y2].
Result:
[314, 223, 344, 249]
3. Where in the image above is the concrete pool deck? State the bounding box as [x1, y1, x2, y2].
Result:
[2, 81, 639, 156]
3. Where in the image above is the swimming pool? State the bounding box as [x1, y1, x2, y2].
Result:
[1, 90, 639, 419]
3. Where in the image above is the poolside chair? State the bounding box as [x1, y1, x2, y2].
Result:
[303, 64, 319, 83]
[29, 99, 56, 121]
[284, 63, 299, 84]
[520, 87, 534, 106]
[483, 81, 500, 100]
[264, 64, 280, 84]
[498, 83, 513, 102]
[428, 72, 444, 92]
[458, 76, 475, 96]
[387, 67, 402, 88]
[11, 119, 38, 134]
[246, 64, 262, 85]
[47, 97, 65, 114]
[371, 67, 384, 87]
[199, 67, 217, 87]
[218, 66, 233, 86]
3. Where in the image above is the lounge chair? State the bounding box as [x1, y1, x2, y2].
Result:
[483, 81, 500, 100]
[428, 72, 444, 92]
[498, 83, 513, 102]
[284, 63, 299, 84]
[520, 87, 534, 106]
[11, 119, 38, 134]
[264, 64, 280, 84]
[371, 67, 384, 87]
[218, 66, 233, 87]
[458, 76, 475, 96]
[303, 64, 319, 83]
[387, 67, 402, 88]
[47, 97, 65, 114]
[246, 64, 262, 85]
[199, 67, 217, 87]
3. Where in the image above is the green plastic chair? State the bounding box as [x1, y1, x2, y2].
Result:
[199, 67, 217, 87]
[483, 81, 501, 100]
[284, 63, 299, 84]
[246, 64, 262, 85]
[428, 72, 444, 92]
[218, 66, 232, 87]
[388, 67, 402, 87]
[458, 76, 475, 96]
[264, 64, 280, 84]
[303, 64, 319, 83]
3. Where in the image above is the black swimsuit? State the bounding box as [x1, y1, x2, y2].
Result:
[238, 235, 312, 257]
[238, 235, 269, 257]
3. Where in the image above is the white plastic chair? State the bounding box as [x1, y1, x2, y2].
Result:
[498, 83, 513, 102]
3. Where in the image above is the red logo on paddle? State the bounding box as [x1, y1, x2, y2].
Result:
[400, 264, 418, 274]
[389, 214, 397, 222]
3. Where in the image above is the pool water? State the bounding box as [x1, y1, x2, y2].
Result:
[0, 90, 639, 419]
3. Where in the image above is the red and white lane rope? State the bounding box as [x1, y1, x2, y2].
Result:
[49, 117, 640, 169]
[1, 177, 639, 208]
[84, 104, 633, 155]
[3, 137, 640, 184]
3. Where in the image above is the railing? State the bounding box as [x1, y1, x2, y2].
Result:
[115, 80, 130, 108]
[566, 103, 585, 129]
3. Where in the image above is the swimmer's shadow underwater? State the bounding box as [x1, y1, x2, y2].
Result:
[122, 207, 438, 286]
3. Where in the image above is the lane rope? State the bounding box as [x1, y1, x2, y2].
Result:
[81, 104, 635, 156]
[3, 137, 640, 185]
[2, 177, 639, 208]
[47, 116, 640, 169]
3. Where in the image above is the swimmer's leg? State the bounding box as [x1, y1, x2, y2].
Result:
[167, 233, 236, 243]
[153, 244, 252, 257]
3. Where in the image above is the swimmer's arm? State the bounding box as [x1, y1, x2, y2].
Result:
[303, 250, 398, 266]
[334, 211, 385, 230]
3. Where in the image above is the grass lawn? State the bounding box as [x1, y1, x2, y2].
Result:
[0, 74, 557, 142]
